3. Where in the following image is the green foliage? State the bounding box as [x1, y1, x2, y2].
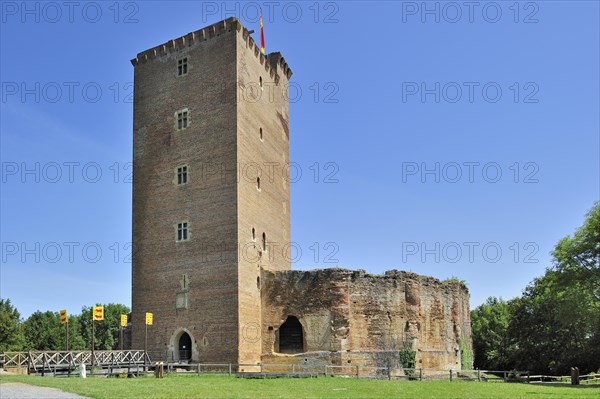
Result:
[65, 314, 87, 350]
[471, 297, 513, 371]
[460, 333, 474, 370]
[552, 202, 600, 301]
[0, 301, 129, 352]
[508, 271, 599, 375]
[399, 344, 416, 376]
[77, 304, 130, 350]
[22, 311, 63, 350]
[0, 298, 24, 352]
[506, 204, 600, 375]
[471, 203, 600, 375]
[444, 276, 467, 288]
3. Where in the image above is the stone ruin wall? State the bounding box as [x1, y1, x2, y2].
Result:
[260, 268, 472, 372]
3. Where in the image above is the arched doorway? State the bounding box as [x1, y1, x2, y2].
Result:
[278, 316, 304, 353]
[178, 332, 192, 361]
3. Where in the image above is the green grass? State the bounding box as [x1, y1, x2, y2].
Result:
[1, 373, 598, 398]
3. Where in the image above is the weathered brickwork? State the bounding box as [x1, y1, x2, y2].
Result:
[131, 18, 472, 369]
[131, 17, 292, 364]
[261, 269, 472, 371]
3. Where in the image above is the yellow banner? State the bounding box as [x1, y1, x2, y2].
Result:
[59, 309, 68, 324]
[145, 312, 153, 325]
[120, 314, 128, 327]
[93, 306, 104, 321]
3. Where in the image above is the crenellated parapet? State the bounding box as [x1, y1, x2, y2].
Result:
[131, 17, 292, 82]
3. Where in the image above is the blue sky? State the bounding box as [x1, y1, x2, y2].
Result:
[1, 1, 598, 318]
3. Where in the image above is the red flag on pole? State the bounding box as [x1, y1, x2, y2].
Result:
[260, 9, 265, 54]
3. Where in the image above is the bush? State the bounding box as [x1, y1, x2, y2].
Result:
[399, 345, 416, 376]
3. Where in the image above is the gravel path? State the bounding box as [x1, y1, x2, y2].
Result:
[0, 382, 91, 399]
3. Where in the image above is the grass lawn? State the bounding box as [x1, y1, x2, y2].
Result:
[1, 373, 598, 399]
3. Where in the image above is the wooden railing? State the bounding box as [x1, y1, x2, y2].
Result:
[159, 363, 531, 382]
[529, 373, 600, 384]
[1, 350, 148, 372]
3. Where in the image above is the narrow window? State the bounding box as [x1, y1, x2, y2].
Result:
[177, 166, 188, 185]
[178, 58, 188, 76]
[259, 76, 263, 89]
[176, 110, 188, 130]
[252, 227, 256, 241]
[177, 222, 188, 241]
[259, 127, 263, 141]
[256, 176, 261, 191]
[262, 232, 266, 251]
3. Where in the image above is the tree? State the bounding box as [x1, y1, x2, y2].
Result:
[471, 297, 514, 370]
[22, 311, 64, 350]
[509, 271, 599, 375]
[552, 202, 600, 301]
[0, 298, 24, 352]
[471, 203, 600, 375]
[77, 304, 130, 350]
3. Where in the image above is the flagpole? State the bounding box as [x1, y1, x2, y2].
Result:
[260, 8, 265, 54]
[91, 318, 95, 367]
[145, 322, 148, 365]
[65, 321, 69, 351]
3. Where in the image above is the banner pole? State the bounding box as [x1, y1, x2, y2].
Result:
[145, 323, 148, 364]
[91, 318, 95, 367]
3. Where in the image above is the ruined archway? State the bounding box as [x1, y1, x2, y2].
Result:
[277, 316, 304, 353]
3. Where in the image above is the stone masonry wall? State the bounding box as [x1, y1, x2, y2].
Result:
[261, 268, 472, 371]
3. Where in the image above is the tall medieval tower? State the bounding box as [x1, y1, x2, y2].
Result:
[131, 17, 293, 365]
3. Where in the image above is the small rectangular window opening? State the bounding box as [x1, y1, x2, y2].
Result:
[178, 58, 188, 76]
[177, 222, 188, 241]
[177, 111, 188, 130]
[177, 166, 188, 185]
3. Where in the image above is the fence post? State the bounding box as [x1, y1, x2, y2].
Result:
[449, 369, 453, 381]
[324, 365, 327, 377]
[527, 371, 530, 383]
[503, 371, 507, 382]
[197, 364, 201, 376]
[356, 365, 359, 379]
[292, 364, 295, 375]
[571, 367, 580, 385]
[387, 366, 391, 380]
[477, 369, 481, 382]
[419, 368, 423, 381]
[228, 363, 232, 376]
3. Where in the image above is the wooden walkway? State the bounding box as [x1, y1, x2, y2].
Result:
[1, 351, 149, 375]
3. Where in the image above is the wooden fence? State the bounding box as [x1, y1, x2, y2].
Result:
[6, 352, 594, 384]
[159, 362, 530, 382]
[1, 350, 148, 375]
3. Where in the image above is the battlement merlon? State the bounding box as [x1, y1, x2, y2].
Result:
[129, 17, 293, 81]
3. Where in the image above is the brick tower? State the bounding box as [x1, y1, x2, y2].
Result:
[131, 17, 292, 365]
